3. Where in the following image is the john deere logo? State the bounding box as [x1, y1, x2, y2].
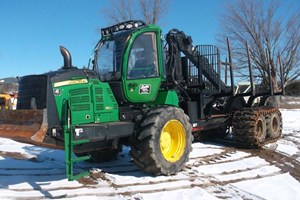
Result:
[139, 84, 151, 94]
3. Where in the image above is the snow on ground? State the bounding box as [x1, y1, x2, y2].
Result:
[0, 109, 299, 199]
[232, 173, 300, 200]
[275, 109, 300, 157]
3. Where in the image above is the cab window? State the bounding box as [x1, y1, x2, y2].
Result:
[127, 32, 159, 79]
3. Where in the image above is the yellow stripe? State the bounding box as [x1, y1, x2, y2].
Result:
[53, 79, 88, 87]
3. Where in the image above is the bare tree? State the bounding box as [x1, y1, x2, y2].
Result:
[102, 0, 170, 25]
[218, 0, 300, 90]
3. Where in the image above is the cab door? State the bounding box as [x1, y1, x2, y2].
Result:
[123, 31, 163, 103]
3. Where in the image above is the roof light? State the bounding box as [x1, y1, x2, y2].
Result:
[119, 24, 125, 30]
[125, 23, 133, 29]
[101, 20, 146, 37]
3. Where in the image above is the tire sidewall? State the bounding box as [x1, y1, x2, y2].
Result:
[135, 106, 192, 175]
[152, 108, 191, 173]
[267, 112, 282, 139]
[256, 115, 267, 143]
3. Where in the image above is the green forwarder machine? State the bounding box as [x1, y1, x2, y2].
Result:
[0, 21, 284, 180]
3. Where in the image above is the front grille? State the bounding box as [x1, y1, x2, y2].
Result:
[69, 88, 91, 111]
[70, 96, 90, 104]
[69, 88, 89, 96]
[71, 104, 91, 111]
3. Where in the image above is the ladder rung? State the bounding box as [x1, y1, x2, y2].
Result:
[71, 155, 91, 163]
[69, 171, 90, 181]
[71, 139, 90, 146]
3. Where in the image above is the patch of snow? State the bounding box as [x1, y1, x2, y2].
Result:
[215, 165, 281, 182]
[131, 187, 220, 200]
[232, 173, 300, 200]
[189, 146, 224, 159]
[194, 156, 269, 175]
[281, 109, 300, 130]
[276, 141, 299, 156]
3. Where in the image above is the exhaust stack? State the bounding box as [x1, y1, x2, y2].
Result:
[60, 46, 72, 69]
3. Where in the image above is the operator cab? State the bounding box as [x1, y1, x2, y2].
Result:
[91, 20, 164, 104]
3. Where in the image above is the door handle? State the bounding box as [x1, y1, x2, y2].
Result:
[128, 83, 138, 91]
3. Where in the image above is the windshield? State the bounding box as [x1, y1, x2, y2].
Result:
[93, 31, 130, 82]
[97, 40, 120, 81]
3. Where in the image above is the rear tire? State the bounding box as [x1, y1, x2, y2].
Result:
[233, 109, 267, 148]
[266, 110, 282, 139]
[130, 106, 192, 175]
[255, 115, 267, 143]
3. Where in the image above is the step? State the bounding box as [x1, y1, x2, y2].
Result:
[71, 155, 91, 163]
[68, 171, 90, 181]
[71, 139, 90, 146]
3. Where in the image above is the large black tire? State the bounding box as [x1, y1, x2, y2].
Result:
[233, 109, 267, 148]
[130, 106, 192, 175]
[76, 146, 122, 163]
[266, 109, 282, 139]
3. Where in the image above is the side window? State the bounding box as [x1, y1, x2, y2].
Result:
[127, 32, 159, 79]
[98, 40, 119, 81]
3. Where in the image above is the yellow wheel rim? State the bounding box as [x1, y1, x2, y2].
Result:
[160, 119, 186, 162]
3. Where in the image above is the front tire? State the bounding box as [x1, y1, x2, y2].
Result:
[130, 106, 192, 175]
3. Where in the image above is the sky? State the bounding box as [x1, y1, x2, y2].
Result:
[0, 0, 299, 78]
